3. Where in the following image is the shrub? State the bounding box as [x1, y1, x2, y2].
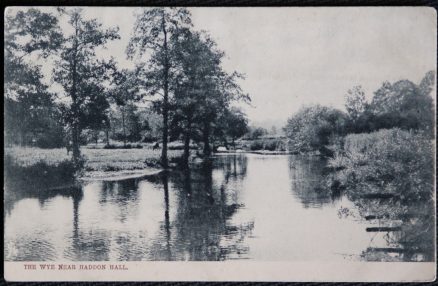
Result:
[285, 105, 347, 153]
[327, 128, 434, 201]
[168, 142, 198, 150]
[249, 140, 264, 150]
[103, 144, 117, 149]
[103, 144, 142, 149]
[263, 140, 277, 151]
[248, 139, 286, 151]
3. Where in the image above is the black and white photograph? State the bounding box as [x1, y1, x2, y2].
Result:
[3, 6, 436, 282]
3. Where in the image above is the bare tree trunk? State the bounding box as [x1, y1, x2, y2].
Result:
[105, 128, 110, 146]
[161, 13, 169, 168]
[71, 18, 81, 165]
[203, 122, 211, 156]
[20, 129, 26, 147]
[71, 123, 80, 162]
[183, 120, 191, 165]
[122, 106, 126, 147]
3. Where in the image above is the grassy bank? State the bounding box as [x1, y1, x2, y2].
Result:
[4, 154, 77, 193]
[4, 146, 183, 172]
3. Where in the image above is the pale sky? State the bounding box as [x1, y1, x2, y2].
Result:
[9, 7, 437, 125]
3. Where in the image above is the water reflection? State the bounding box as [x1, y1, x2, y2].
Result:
[162, 162, 252, 261]
[4, 154, 434, 261]
[352, 195, 435, 262]
[288, 155, 340, 208]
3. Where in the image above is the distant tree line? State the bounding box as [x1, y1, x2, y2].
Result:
[4, 8, 251, 167]
[284, 71, 435, 154]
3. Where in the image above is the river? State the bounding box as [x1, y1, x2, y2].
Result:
[4, 154, 434, 261]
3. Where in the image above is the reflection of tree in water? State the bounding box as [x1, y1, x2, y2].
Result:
[149, 156, 254, 261]
[213, 154, 248, 183]
[98, 179, 141, 223]
[288, 155, 340, 208]
[66, 179, 145, 261]
[354, 196, 435, 262]
[4, 177, 79, 216]
[64, 188, 112, 261]
[4, 184, 87, 261]
[341, 183, 435, 262]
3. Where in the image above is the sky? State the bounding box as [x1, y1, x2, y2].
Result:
[8, 7, 437, 127]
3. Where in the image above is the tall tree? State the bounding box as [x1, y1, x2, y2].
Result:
[224, 107, 249, 148]
[80, 84, 111, 145]
[127, 8, 192, 168]
[170, 29, 250, 159]
[54, 8, 119, 164]
[4, 8, 62, 145]
[284, 105, 347, 153]
[4, 8, 62, 98]
[108, 69, 141, 146]
[171, 30, 221, 163]
[345, 85, 366, 123]
[369, 73, 435, 133]
[199, 69, 250, 156]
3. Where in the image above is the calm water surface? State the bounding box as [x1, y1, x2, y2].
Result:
[4, 154, 428, 261]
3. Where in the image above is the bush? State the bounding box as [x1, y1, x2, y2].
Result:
[168, 142, 198, 150]
[142, 133, 158, 143]
[35, 127, 65, 149]
[285, 105, 347, 153]
[327, 128, 434, 201]
[103, 144, 142, 149]
[249, 140, 264, 150]
[248, 139, 286, 151]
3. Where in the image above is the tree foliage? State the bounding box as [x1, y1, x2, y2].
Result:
[284, 105, 347, 153]
[54, 8, 119, 162]
[368, 73, 435, 133]
[286, 71, 436, 154]
[345, 85, 366, 122]
[127, 7, 192, 167]
[4, 8, 63, 147]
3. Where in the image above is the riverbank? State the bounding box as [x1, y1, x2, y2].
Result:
[215, 150, 293, 155]
[80, 169, 163, 181]
[4, 146, 183, 184]
[5, 146, 183, 171]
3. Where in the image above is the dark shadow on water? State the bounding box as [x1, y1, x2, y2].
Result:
[288, 155, 341, 208]
[147, 156, 253, 261]
[354, 196, 435, 262]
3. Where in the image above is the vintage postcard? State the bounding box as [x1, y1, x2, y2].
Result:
[3, 6, 436, 282]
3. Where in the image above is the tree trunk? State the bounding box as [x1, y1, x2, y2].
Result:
[71, 18, 81, 165]
[203, 122, 211, 156]
[122, 106, 126, 147]
[71, 123, 80, 163]
[20, 129, 26, 147]
[161, 13, 169, 168]
[105, 128, 110, 146]
[183, 120, 191, 165]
